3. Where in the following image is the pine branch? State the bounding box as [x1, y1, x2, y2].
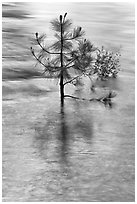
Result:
[64, 27, 85, 41]
[63, 74, 83, 85]
[31, 47, 61, 73]
[64, 57, 77, 68]
[51, 16, 72, 33]
[64, 64, 75, 70]
[35, 33, 60, 55]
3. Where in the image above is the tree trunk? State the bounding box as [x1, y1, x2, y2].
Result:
[60, 15, 64, 107]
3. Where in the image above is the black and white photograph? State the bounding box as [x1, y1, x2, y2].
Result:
[2, 1, 135, 202]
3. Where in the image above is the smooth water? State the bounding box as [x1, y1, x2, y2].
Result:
[2, 2, 135, 202]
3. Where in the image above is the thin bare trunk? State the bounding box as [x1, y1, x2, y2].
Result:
[60, 16, 64, 107]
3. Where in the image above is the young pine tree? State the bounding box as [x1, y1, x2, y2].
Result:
[31, 13, 97, 107]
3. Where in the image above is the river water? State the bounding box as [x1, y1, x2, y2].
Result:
[2, 2, 135, 202]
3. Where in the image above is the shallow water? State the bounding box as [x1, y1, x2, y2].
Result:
[2, 2, 135, 202]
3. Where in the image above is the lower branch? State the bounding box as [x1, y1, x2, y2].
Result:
[64, 94, 86, 101]
[64, 93, 114, 106]
[64, 94, 103, 102]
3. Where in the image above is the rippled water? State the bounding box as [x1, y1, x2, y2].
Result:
[2, 2, 135, 202]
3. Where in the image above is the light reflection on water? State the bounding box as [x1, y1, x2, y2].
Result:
[2, 2, 135, 202]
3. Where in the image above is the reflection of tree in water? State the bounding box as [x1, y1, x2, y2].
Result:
[34, 101, 93, 165]
[59, 106, 69, 166]
[33, 101, 94, 200]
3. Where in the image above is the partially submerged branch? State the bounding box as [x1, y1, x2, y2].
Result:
[64, 90, 116, 106]
[64, 94, 103, 102]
